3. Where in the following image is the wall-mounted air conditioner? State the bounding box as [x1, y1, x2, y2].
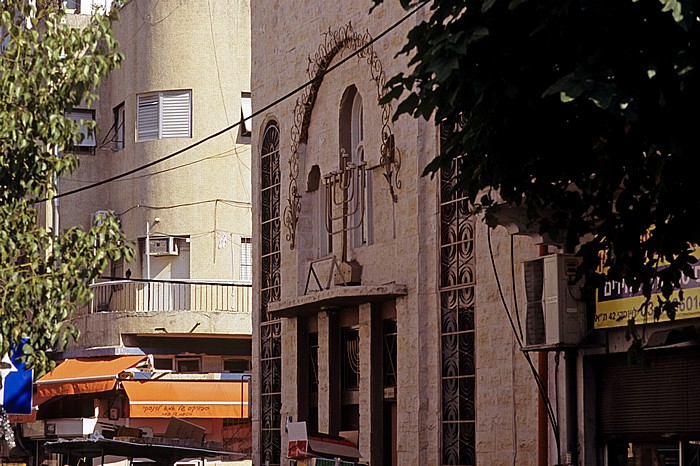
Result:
[149, 236, 178, 256]
[523, 253, 587, 348]
[91, 209, 111, 226]
[44, 418, 98, 438]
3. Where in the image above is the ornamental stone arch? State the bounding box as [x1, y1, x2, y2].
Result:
[283, 22, 401, 250]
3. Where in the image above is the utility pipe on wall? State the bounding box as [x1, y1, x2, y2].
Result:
[537, 244, 549, 466]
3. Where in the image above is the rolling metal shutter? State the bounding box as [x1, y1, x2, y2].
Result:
[597, 347, 700, 440]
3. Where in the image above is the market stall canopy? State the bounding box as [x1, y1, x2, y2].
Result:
[122, 380, 248, 418]
[36, 356, 147, 397]
[44, 437, 244, 466]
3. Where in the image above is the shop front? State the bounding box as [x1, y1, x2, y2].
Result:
[596, 347, 700, 466]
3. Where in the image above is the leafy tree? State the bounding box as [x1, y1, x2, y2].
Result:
[378, 0, 700, 329]
[0, 1, 132, 377]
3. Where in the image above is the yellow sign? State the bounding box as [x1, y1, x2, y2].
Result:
[594, 264, 700, 328]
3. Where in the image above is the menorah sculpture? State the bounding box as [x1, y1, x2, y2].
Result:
[323, 149, 367, 285]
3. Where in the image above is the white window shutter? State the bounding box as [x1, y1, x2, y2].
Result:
[161, 91, 191, 139]
[137, 94, 159, 141]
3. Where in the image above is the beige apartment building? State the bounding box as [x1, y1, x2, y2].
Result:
[249, 2, 547, 465]
[10, 1, 255, 464]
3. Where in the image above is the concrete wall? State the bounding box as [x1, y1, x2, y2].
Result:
[61, 0, 252, 282]
[58, 0, 253, 351]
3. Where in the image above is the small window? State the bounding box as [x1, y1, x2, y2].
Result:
[137, 90, 192, 141]
[63, 0, 81, 11]
[176, 357, 200, 373]
[240, 237, 252, 282]
[223, 359, 250, 373]
[113, 103, 125, 150]
[153, 357, 173, 371]
[68, 109, 96, 153]
[240, 91, 252, 138]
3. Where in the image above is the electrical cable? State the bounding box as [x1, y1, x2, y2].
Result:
[37, 0, 430, 203]
[114, 199, 251, 217]
[511, 235, 524, 340]
[99, 275, 251, 286]
[63, 146, 251, 186]
[206, 0, 251, 200]
[487, 227, 562, 463]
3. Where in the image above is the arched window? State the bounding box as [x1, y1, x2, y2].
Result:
[259, 121, 282, 466]
[339, 86, 372, 250]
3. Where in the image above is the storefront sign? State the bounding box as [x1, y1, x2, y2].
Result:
[595, 262, 700, 329]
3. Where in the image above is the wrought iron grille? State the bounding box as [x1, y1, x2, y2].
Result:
[260, 122, 282, 466]
[439, 126, 476, 465]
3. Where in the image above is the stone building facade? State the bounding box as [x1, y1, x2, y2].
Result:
[250, 2, 543, 465]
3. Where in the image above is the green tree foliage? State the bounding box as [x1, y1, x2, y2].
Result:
[0, 1, 132, 376]
[379, 0, 700, 326]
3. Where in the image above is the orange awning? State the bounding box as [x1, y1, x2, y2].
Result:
[36, 356, 147, 397]
[122, 380, 249, 419]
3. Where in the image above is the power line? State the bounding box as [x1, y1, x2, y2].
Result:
[62, 146, 251, 185]
[40, 0, 430, 203]
[99, 275, 251, 286]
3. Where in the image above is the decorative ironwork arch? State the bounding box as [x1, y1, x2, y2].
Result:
[284, 22, 402, 250]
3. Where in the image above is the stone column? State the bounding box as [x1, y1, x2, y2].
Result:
[296, 316, 310, 426]
[280, 317, 298, 457]
[318, 309, 340, 435]
[395, 295, 420, 464]
[359, 302, 382, 464]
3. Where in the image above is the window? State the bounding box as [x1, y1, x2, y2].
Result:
[351, 91, 372, 247]
[68, 109, 96, 153]
[383, 319, 397, 389]
[63, 0, 81, 11]
[240, 237, 252, 282]
[319, 185, 333, 256]
[339, 85, 372, 249]
[113, 102, 125, 150]
[223, 358, 250, 372]
[342, 328, 360, 391]
[153, 357, 173, 371]
[176, 357, 200, 373]
[259, 121, 282, 464]
[137, 90, 192, 141]
[240, 91, 252, 138]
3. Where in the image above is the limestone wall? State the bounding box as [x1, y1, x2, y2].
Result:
[251, 1, 540, 464]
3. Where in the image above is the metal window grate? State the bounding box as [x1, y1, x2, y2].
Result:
[260, 122, 282, 466]
[439, 123, 476, 466]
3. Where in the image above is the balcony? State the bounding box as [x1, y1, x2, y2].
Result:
[82, 279, 252, 315]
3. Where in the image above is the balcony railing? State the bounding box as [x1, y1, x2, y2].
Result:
[81, 279, 252, 315]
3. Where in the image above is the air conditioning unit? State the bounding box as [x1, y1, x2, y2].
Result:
[91, 209, 111, 226]
[149, 236, 178, 256]
[523, 254, 586, 348]
[44, 418, 98, 438]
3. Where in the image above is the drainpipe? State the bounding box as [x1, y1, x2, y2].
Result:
[537, 244, 549, 466]
[563, 233, 579, 466]
[565, 349, 578, 465]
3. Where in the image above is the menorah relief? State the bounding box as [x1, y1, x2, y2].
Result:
[323, 149, 366, 285]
